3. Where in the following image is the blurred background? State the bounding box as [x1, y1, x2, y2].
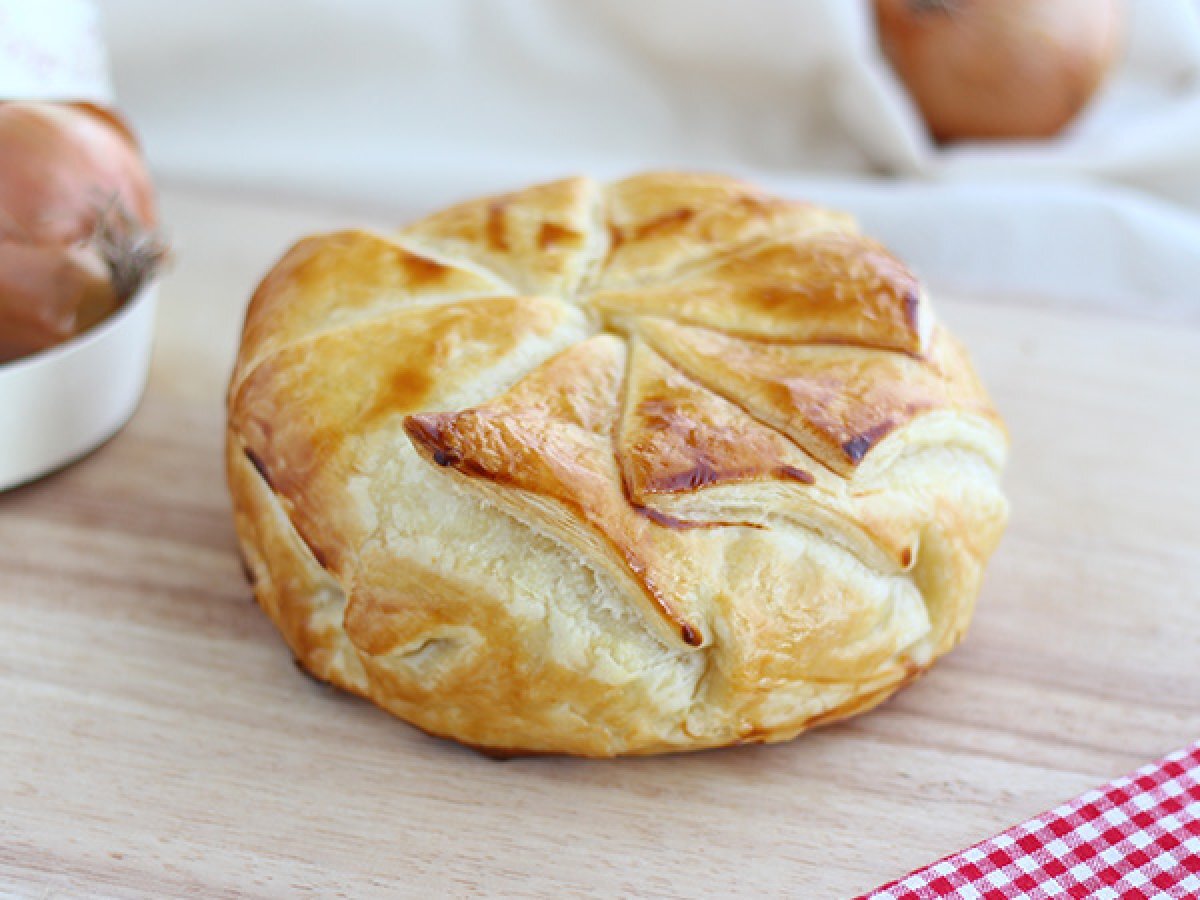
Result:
[94, 0, 1200, 319]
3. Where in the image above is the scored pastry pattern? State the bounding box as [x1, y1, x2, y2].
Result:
[229, 172, 1002, 652]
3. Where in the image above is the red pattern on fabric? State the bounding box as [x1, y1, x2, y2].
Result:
[862, 742, 1200, 899]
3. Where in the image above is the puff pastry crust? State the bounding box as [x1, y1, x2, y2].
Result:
[226, 172, 1008, 756]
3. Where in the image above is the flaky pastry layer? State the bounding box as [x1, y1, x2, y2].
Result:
[226, 172, 1008, 756]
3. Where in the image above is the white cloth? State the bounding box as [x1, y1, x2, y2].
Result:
[0, 0, 111, 102]
[94, 0, 1200, 320]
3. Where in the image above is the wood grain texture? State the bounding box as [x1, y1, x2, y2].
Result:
[1, 187, 1198, 899]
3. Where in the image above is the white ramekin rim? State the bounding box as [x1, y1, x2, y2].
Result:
[0, 282, 157, 491]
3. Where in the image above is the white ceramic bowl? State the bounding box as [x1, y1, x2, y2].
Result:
[0, 283, 156, 491]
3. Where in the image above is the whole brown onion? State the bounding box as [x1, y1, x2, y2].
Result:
[0, 101, 163, 363]
[873, 0, 1125, 143]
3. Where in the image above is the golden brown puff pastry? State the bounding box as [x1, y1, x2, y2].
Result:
[226, 172, 1009, 757]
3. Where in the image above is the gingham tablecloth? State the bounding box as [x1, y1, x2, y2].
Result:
[863, 741, 1200, 899]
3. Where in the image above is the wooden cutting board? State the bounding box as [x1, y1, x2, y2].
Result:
[2, 188, 1198, 899]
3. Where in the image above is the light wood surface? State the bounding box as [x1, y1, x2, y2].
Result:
[2, 187, 1198, 899]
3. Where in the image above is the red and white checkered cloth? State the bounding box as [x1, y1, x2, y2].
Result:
[862, 741, 1200, 899]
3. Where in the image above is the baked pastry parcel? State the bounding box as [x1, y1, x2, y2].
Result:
[226, 172, 1008, 756]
